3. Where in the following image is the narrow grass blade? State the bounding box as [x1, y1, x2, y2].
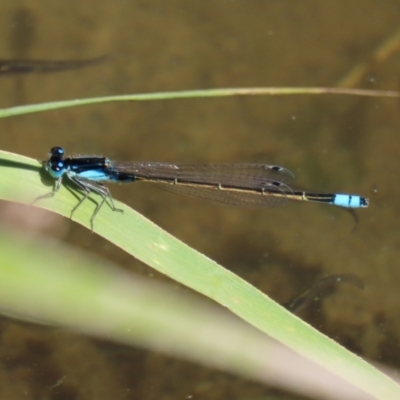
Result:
[0, 87, 399, 119]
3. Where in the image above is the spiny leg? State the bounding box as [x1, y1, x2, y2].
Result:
[69, 175, 123, 229]
[68, 175, 95, 219]
[89, 183, 123, 229]
[99, 183, 123, 214]
[32, 176, 63, 205]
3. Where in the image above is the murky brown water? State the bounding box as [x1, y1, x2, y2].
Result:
[0, 1, 400, 399]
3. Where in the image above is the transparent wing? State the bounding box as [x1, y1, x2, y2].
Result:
[153, 181, 293, 206]
[111, 162, 294, 189]
[111, 162, 294, 206]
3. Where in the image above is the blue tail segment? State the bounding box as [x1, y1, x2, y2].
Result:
[333, 194, 369, 208]
[294, 191, 369, 208]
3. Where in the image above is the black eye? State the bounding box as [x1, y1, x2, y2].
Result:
[51, 161, 64, 171]
[50, 147, 64, 157]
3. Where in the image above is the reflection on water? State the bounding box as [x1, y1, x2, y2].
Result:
[0, 55, 107, 75]
[1, 1, 400, 399]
